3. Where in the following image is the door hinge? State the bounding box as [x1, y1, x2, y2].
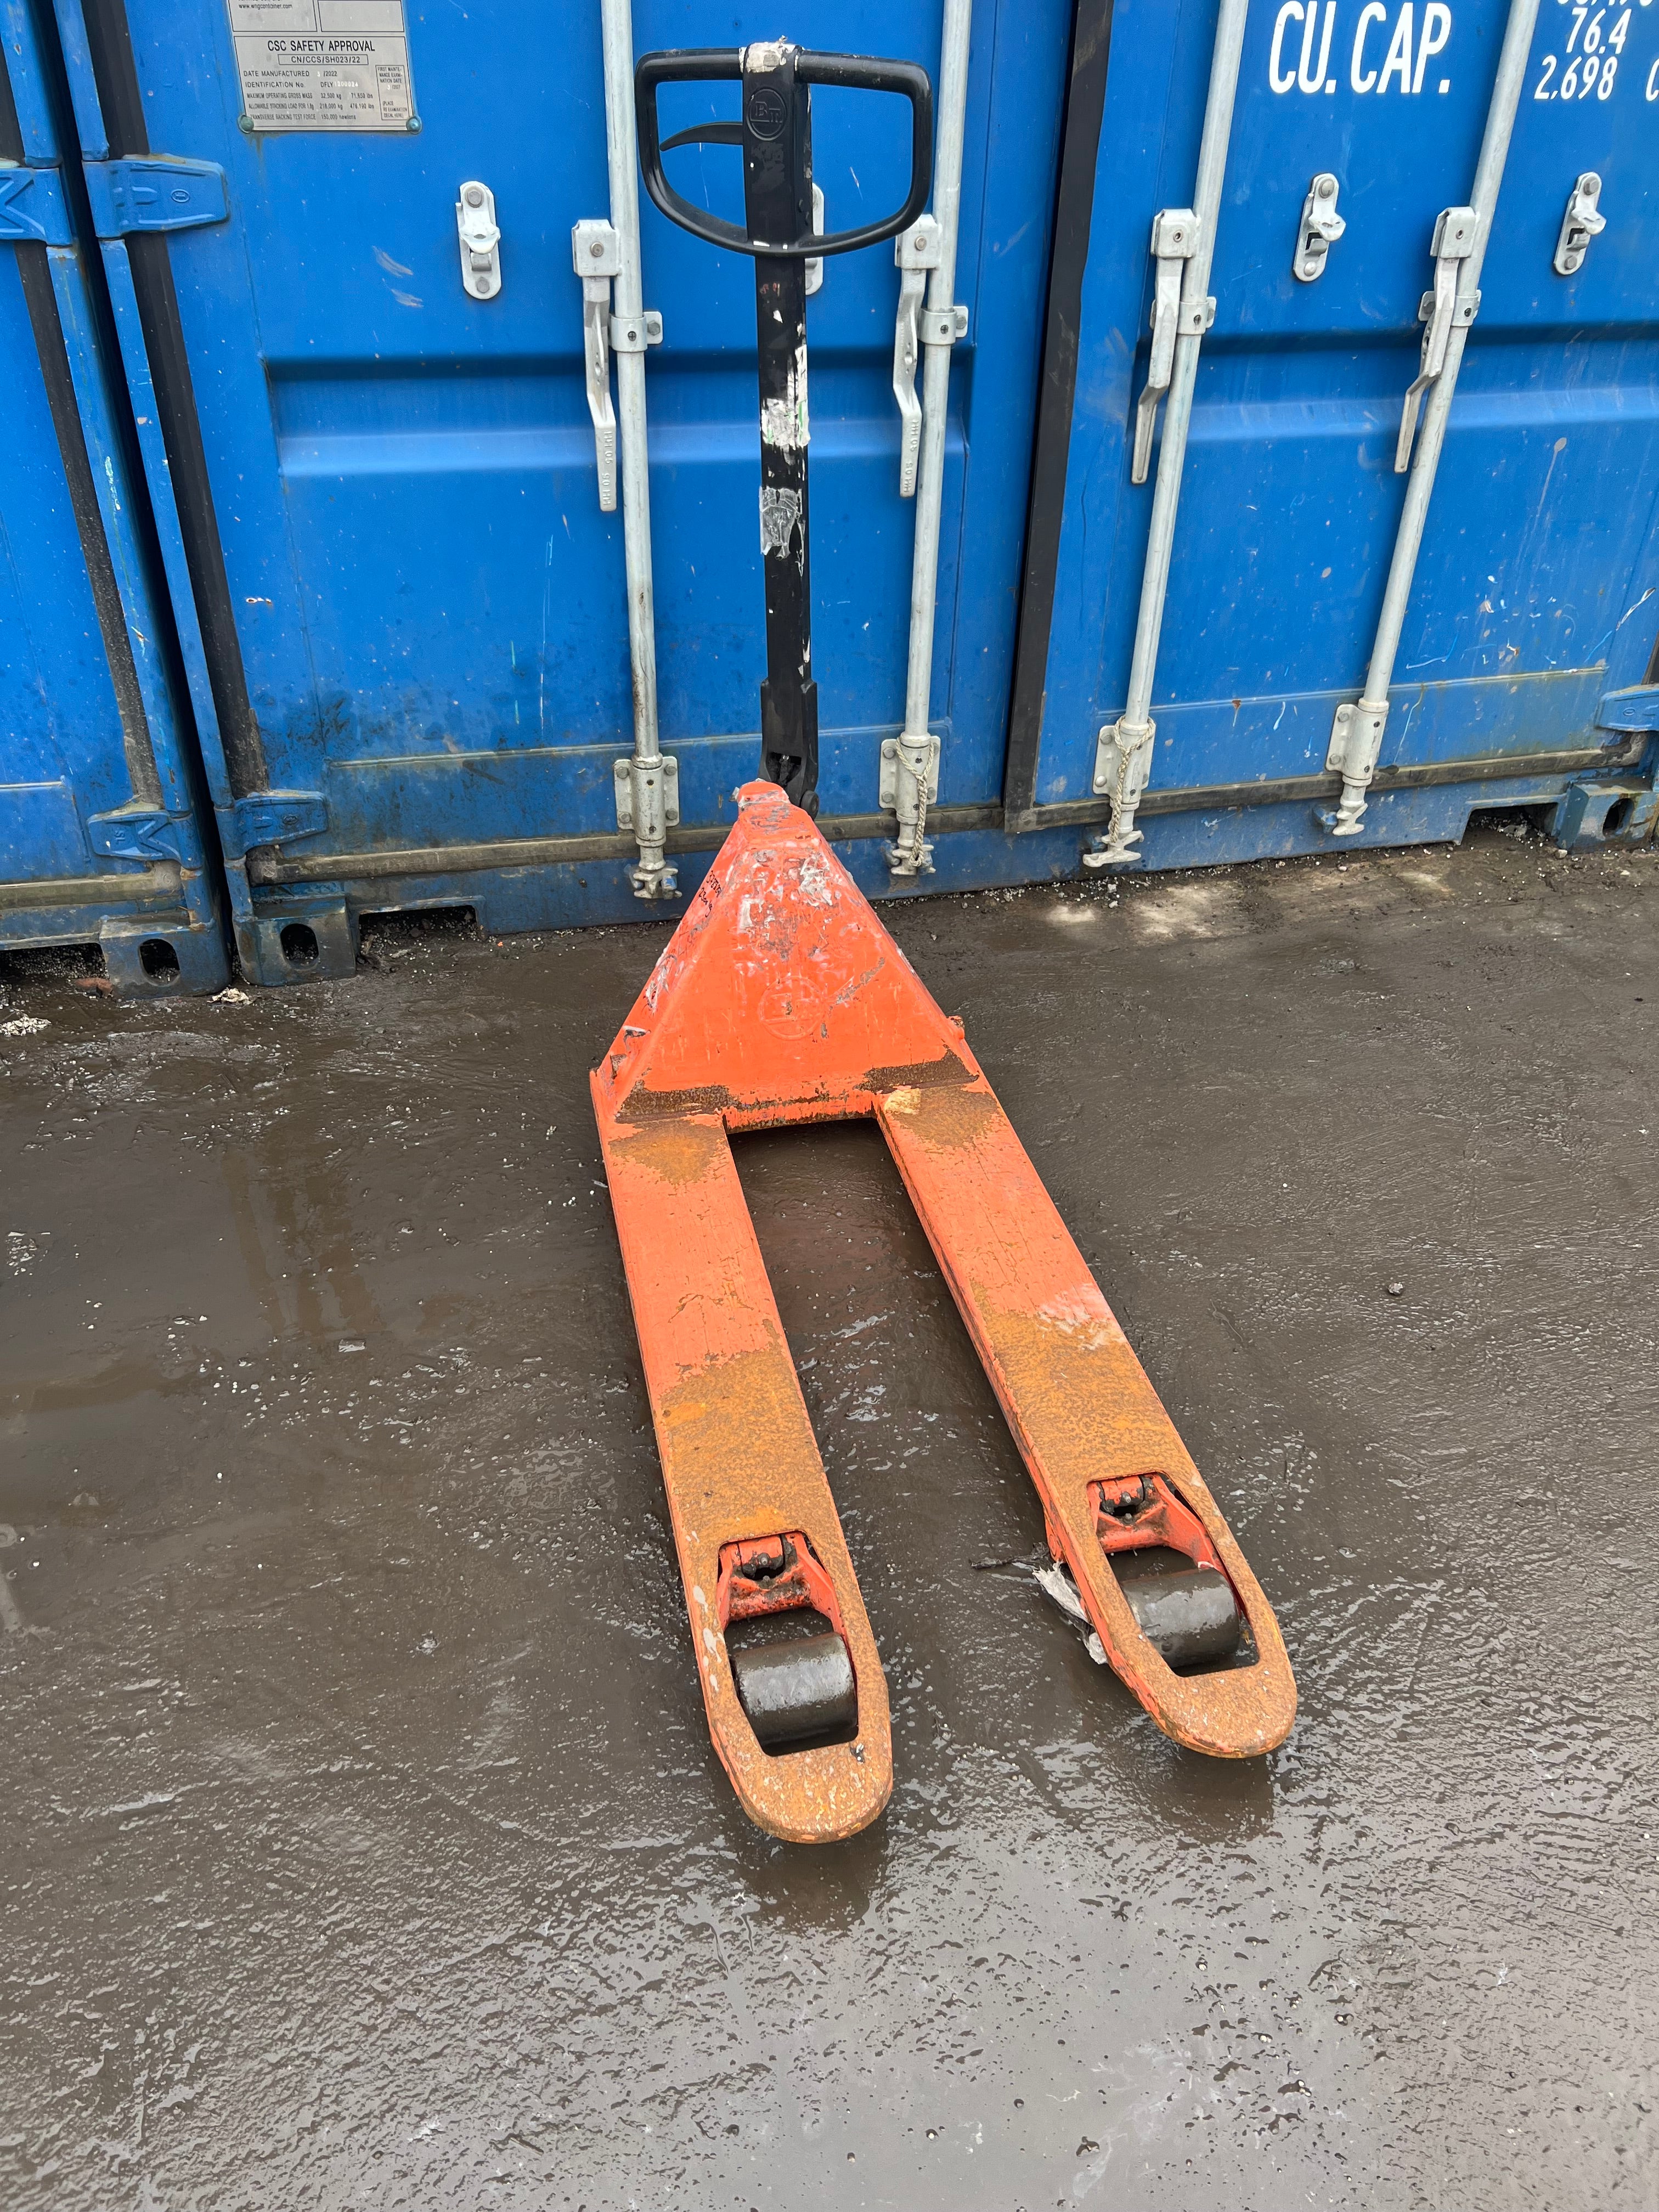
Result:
[228, 791, 329, 850]
[83, 157, 229, 240]
[86, 806, 189, 861]
[0, 163, 73, 247]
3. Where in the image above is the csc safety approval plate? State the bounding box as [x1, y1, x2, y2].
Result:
[226, 0, 417, 133]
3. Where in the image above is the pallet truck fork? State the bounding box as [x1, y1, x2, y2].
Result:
[593, 40, 1295, 1844]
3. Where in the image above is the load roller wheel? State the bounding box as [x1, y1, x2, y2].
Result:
[731, 1631, 858, 1751]
[1111, 1549, 1243, 1671]
[1038, 1546, 1244, 1674]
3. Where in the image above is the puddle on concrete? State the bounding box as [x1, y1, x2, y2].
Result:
[1, 837, 1656, 2209]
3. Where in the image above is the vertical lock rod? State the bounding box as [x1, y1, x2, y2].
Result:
[600, 0, 674, 896]
[1124, 0, 1245, 732]
[1086, 0, 1250, 870]
[888, 0, 972, 877]
[1324, 0, 1541, 837]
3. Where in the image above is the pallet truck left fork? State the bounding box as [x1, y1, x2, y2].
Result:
[597, 1098, 892, 1843]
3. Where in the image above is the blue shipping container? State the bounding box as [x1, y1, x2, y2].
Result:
[0, 0, 227, 991]
[54, 0, 1074, 980]
[1006, 0, 1659, 866]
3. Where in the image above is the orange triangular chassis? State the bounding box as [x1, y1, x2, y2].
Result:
[592, 785, 1296, 1842]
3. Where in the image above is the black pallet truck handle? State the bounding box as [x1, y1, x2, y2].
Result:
[634, 40, 934, 816]
[636, 47, 933, 259]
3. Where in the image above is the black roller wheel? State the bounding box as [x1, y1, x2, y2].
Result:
[1113, 1548, 1242, 1669]
[730, 1631, 856, 1750]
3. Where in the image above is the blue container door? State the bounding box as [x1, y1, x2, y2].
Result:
[63, 0, 1071, 980]
[1013, 0, 1659, 866]
[0, 4, 225, 991]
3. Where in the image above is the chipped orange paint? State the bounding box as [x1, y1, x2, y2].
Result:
[592, 784, 1295, 1842]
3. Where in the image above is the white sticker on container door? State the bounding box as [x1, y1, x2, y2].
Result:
[227, 0, 417, 133]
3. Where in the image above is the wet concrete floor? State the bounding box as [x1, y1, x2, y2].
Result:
[2, 820, 1655, 2210]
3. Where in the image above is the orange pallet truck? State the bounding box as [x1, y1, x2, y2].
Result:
[592, 40, 1296, 1845]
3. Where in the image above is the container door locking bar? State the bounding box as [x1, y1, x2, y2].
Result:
[575, 0, 675, 899]
[885, 0, 973, 877]
[1086, 0, 1248, 870]
[1322, 0, 1541, 839]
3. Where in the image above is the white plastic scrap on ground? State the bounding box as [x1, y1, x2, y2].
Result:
[212, 986, 252, 1004]
[1033, 1560, 1109, 1666]
[0, 1015, 49, 1037]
